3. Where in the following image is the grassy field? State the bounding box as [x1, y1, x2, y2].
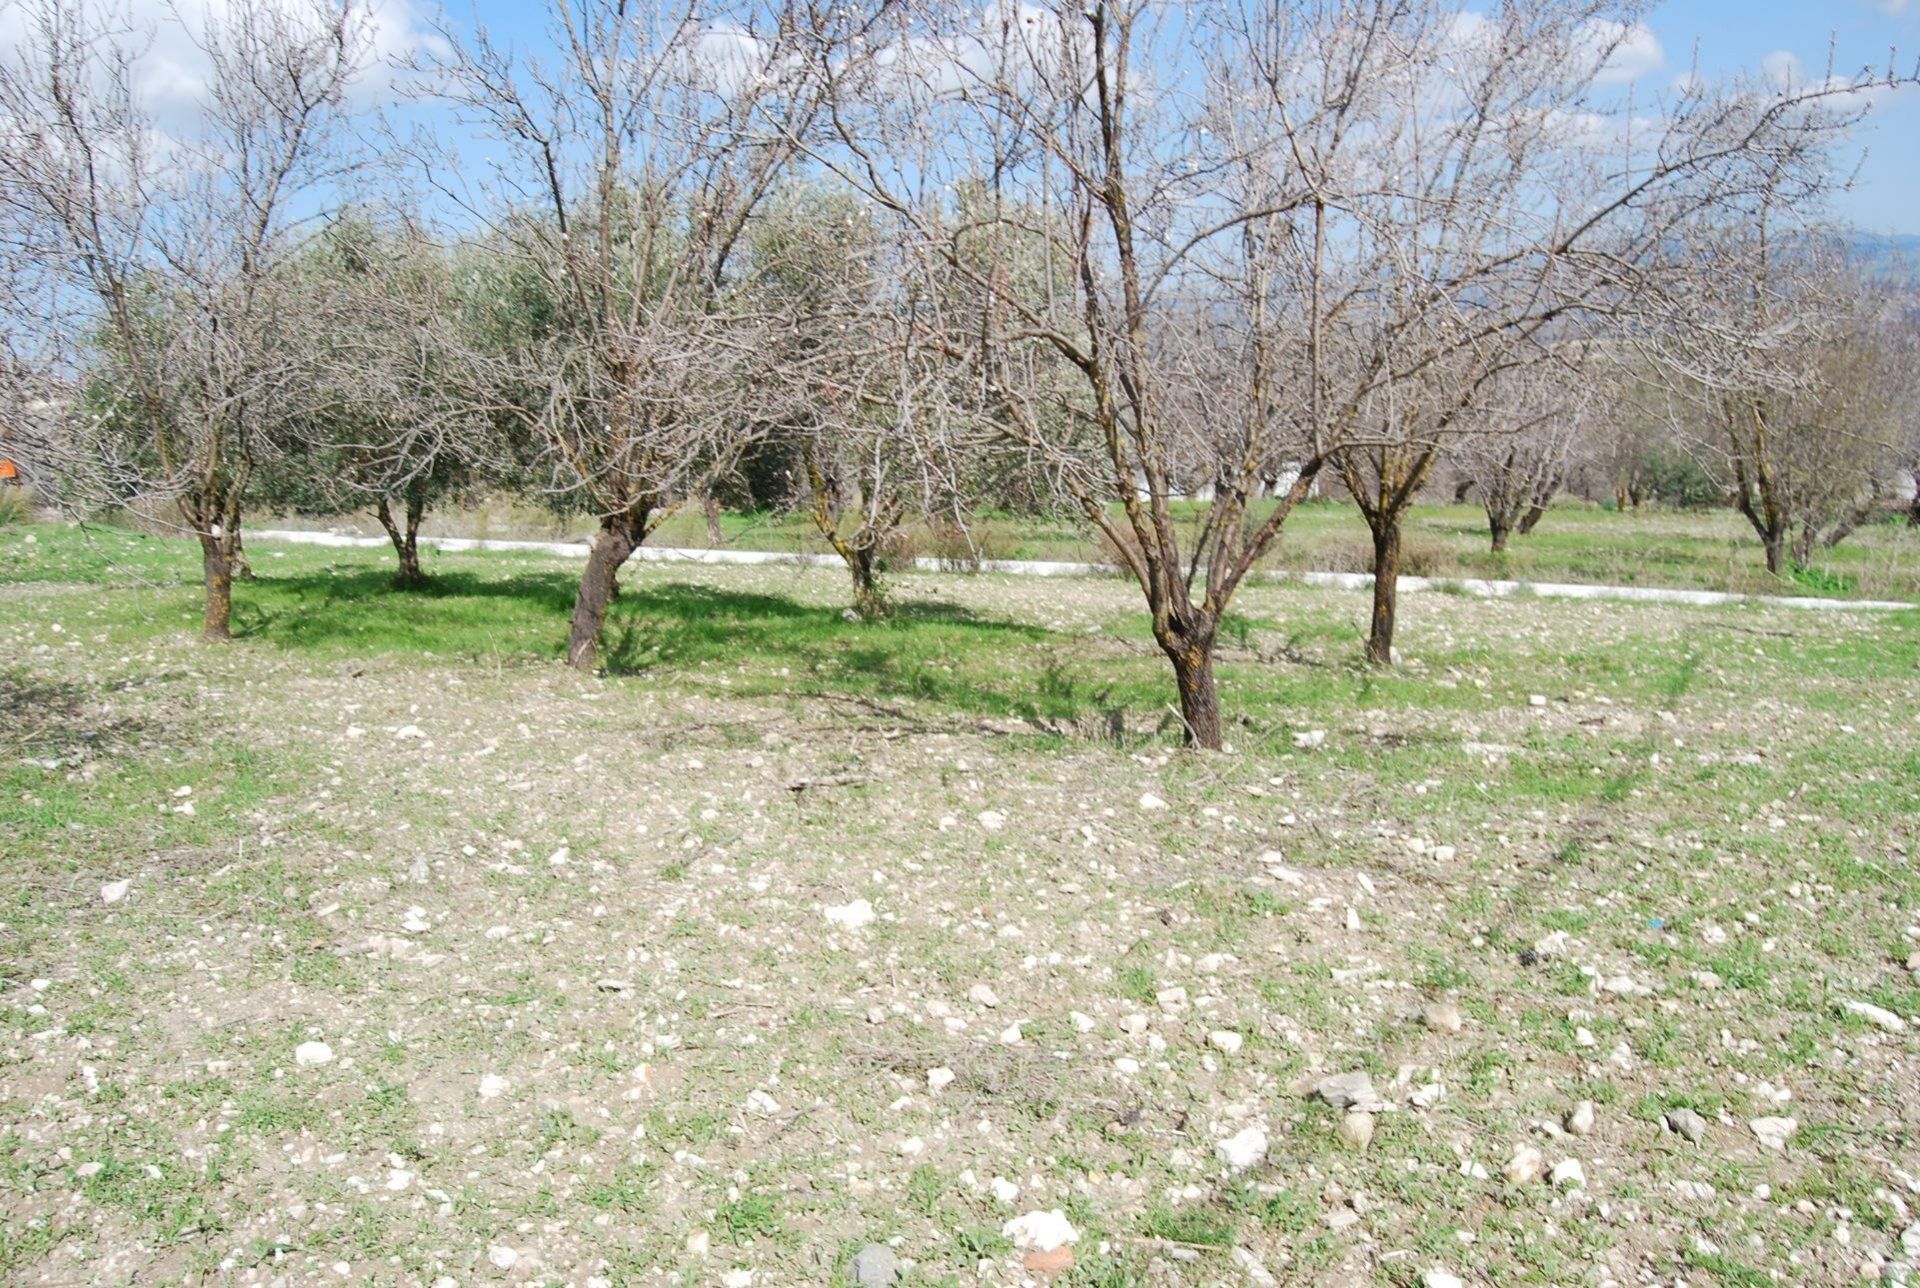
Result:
[3, 517, 1920, 1286]
[265, 496, 1920, 603]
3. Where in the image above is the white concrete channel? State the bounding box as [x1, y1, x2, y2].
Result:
[252, 528, 1917, 614]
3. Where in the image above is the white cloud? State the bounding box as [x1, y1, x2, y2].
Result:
[1578, 19, 1665, 86]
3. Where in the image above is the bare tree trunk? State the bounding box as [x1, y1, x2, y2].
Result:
[199, 533, 234, 640]
[1909, 473, 1920, 527]
[1488, 516, 1511, 553]
[1163, 637, 1222, 751]
[1367, 520, 1401, 666]
[1453, 478, 1474, 503]
[1761, 530, 1787, 576]
[1517, 502, 1547, 535]
[849, 543, 888, 620]
[703, 491, 724, 547]
[376, 496, 427, 589]
[1791, 522, 1817, 570]
[567, 509, 645, 672]
[231, 515, 254, 580]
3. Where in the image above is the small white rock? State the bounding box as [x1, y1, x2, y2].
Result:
[99, 879, 131, 905]
[968, 984, 1000, 1008]
[487, 1245, 519, 1270]
[824, 898, 876, 930]
[1207, 1030, 1244, 1055]
[1138, 792, 1168, 811]
[1002, 1209, 1079, 1252]
[1504, 1145, 1546, 1185]
[293, 1041, 334, 1068]
[477, 1073, 510, 1100]
[1551, 1159, 1586, 1189]
[1840, 1000, 1907, 1033]
[1567, 1100, 1596, 1137]
[1750, 1116, 1798, 1151]
[1214, 1125, 1269, 1171]
[927, 1067, 955, 1092]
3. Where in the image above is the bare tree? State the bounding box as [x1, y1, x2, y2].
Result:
[0, 0, 371, 638]
[1457, 356, 1597, 553]
[1646, 215, 1901, 574]
[414, 0, 833, 670]
[813, 1, 1907, 737]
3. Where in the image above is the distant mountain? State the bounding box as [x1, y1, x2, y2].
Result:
[1841, 229, 1920, 282]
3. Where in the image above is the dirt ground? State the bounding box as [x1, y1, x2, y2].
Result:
[3, 552, 1919, 1286]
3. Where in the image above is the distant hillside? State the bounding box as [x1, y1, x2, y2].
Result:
[1843, 230, 1920, 282]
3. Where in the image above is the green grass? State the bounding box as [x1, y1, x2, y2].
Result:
[3, 513, 1920, 1285]
[253, 495, 1920, 601]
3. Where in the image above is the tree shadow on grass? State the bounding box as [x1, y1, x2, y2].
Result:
[230, 566, 1075, 721]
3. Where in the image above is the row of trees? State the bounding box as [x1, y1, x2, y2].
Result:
[2, 0, 1914, 747]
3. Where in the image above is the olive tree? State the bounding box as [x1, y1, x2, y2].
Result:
[0, 0, 371, 638]
[414, 0, 835, 670]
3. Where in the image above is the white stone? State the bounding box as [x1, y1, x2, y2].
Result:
[927, 1067, 955, 1093]
[477, 1073, 510, 1100]
[968, 984, 1000, 1008]
[1423, 1273, 1466, 1288]
[990, 1177, 1021, 1204]
[1292, 729, 1326, 749]
[99, 879, 131, 905]
[487, 1246, 519, 1270]
[293, 1041, 334, 1068]
[1551, 1159, 1586, 1189]
[746, 1090, 782, 1115]
[1214, 1125, 1269, 1171]
[998, 1022, 1023, 1045]
[1504, 1145, 1545, 1185]
[1841, 1000, 1907, 1032]
[1750, 1116, 1798, 1151]
[977, 810, 1006, 831]
[1207, 1030, 1244, 1055]
[1138, 793, 1168, 810]
[824, 899, 876, 930]
[1002, 1209, 1080, 1252]
[1567, 1100, 1596, 1136]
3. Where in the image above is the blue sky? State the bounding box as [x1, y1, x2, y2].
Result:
[443, 0, 1920, 234]
[1647, 0, 1920, 233]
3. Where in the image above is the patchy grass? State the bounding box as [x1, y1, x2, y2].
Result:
[254, 495, 1920, 601]
[1, 516, 1918, 1284]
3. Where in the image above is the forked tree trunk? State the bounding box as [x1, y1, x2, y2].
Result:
[1367, 520, 1402, 666]
[199, 532, 234, 640]
[1517, 502, 1547, 535]
[567, 509, 645, 672]
[1164, 637, 1222, 751]
[376, 496, 428, 589]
